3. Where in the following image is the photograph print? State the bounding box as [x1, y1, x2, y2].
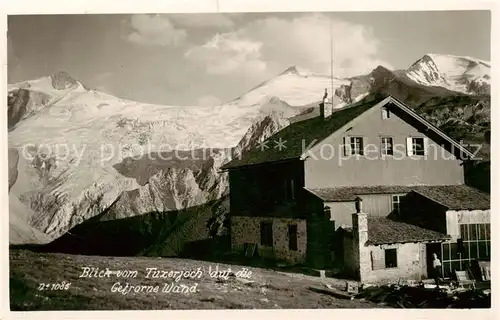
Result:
[6, 9, 492, 311]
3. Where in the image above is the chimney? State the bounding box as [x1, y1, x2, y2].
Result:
[355, 196, 363, 213]
[319, 88, 328, 119]
[352, 197, 368, 281]
[319, 102, 325, 119]
[352, 197, 368, 242]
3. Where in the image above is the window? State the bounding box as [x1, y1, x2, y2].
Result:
[385, 248, 398, 268]
[411, 137, 425, 156]
[350, 137, 364, 155]
[381, 137, 394, 156]
[288, 224, 298, 251]
[382, 108, 390, 119]
[371, 248, 398, 270]
[440, 223, 491, 277]
[460, 224, 490, 260]
[391, 195, 404, 214]
[323, 206, 332, 219]
[260, 221, 273, 247]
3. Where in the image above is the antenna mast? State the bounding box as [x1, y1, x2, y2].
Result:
[329, 17, 334, 112]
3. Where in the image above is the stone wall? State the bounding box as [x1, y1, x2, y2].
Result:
[352, 212, 366, 279]
[230, 216, 307, 264]
[352, 212, 427, 283]
[360, 243, 427, 284]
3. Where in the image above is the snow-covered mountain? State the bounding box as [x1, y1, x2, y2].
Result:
[406, 54, 490, 95]
[8, 53, 491, 246]
[230, 66, 349, 107]
[7, 70, 308, 241]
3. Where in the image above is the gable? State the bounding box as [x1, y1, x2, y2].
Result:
[303, 101, 468, 188]
[302, 98, 473, 161]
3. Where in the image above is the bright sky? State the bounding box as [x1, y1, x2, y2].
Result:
[8, 11, 491, 106]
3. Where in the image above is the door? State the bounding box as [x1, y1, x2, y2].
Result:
[426, 243, 442, 277]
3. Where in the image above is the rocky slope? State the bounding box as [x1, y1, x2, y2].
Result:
[8, 53, 491, 249]
[9, 148, 53, 245]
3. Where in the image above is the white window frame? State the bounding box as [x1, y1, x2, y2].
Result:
[412, 137, 425, 156]
[350, 136, 364, 156]
[391, 194, 405, 214]
[381, 137, 394, 156]
[406, 137, 428, 157]
[382, 108, 390, 120]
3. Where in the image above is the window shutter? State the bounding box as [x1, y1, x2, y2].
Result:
[371, 250, 385, 270]
[423, 137, 429, 156]
[343, 136, 350, 156]
[382, 108, 389, 120]
[406, 138, 413, 156]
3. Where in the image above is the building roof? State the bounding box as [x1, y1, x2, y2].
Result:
[411, 185, 490, 211]
[221, 96, 384, 170]
[366, 217, 450, 245]
[306, 184, 490, 211]
[306, 185, 413, 202]
[221, 95, 475, 170]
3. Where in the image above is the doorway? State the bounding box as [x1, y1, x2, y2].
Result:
[426, 243, 442, 277]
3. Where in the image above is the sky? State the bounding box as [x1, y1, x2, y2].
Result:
[8, 11, 491, 106]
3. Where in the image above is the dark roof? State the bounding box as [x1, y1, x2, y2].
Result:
[338, 226, 353, 236]
[366, 217, 450, 245]
[221, 96, 384, 169]
[411, 185, 490, 211]
[306, 185, 413, 202]
[306, 184, 490, 211]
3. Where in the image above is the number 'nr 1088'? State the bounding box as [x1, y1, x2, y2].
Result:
[37, 281, 71, 291]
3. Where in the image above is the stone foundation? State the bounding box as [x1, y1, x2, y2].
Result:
[231, 216, 307, 264]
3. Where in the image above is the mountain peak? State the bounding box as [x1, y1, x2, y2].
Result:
[371, 65, 393, 74]
[279, 65, 316, 77]
[280, 66, 300, 75]
[417, 53, 490, 68]
[370, 65, 395, 80]
[50, 71, 79, 90]
[368, 65, 396, 89]
[406, 53, 491, 95]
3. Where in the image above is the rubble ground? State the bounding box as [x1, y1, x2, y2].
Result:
[10, 249, 490, 310]
[355, 282, 491, 308]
